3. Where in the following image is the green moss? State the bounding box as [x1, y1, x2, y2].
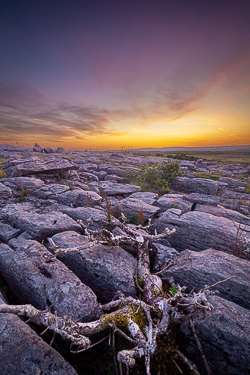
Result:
[103, 312, 129, 330]
[128, 304, 148, 334]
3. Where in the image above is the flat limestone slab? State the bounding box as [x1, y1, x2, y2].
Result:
[0, 241, 101, 322]
[0, 293, 77, 375]
[50, 232, 136, 302]
[164, 248, 250, 309]
[0, 203, 81, 240]
[181, 296, 250, 375]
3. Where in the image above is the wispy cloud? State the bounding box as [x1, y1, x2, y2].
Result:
[0, 82, 114, 140]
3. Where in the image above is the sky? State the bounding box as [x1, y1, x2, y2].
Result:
[0, 0, 250, 150]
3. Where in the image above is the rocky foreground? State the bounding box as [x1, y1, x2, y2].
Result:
[0, 143, 250, 375]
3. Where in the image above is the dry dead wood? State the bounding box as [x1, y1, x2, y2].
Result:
[0, 218, 235, 375]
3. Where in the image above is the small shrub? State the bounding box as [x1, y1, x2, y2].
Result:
[169, 285, 178, 295]
[123, 161, 181, 195]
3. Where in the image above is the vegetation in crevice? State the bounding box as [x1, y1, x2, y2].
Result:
[123, 161, 181, 195]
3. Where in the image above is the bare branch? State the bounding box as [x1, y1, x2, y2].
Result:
[190, 319, 212, 375]
[175, 350, 200, 375]
[199, 276, 236, 293]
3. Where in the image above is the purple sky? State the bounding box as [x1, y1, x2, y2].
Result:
[0, 0, 250, 149]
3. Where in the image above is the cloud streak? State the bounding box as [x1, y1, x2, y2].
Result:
[0, 82, 114, 141]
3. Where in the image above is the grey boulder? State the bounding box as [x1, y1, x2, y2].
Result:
[164, 248, 250, 309]
[59, 206, 120, 230]
[180, 296, 250, 375]
[129, 192, 158, 205]
[154, 209, 250, 256]
[0, 241, 101, 321]
[50, 231, 136, 302]
[0, 203, 81, 239]
[2, 156, 78, 177]
[99, 181, 141, 195]
[171, 177, 219, 195]
[194, 203, 250, 225]
[2, 176, 45, 192]
[157, 193, 192, 212]
[52, 188, 102, 207]
[118, 197, 160, 222]
[0, 182, 12, 200]
[0, 223, 21, 242]
[0, 293, 77, 375]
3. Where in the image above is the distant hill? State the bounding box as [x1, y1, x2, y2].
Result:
[134, 145, 250, 152]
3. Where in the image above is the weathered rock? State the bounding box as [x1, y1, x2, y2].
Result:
[60, 169, 79, 179]
[195, 158, 207, 168]
[105, 174, 123, 182]
[0, 182, 12, 200]
[0, 223, 21, 242]
[53, 188, 102, 207]
[151, 243, 178, 273]
[194, 204, 250, 225]
[33, 143, 43, 152]
[106, 166, 141, 177]
[0, 241, 101, 321]
[50, 232, 136, 302]
[0, 293, 77, 375]
[220, 176, 248, 189]
[48, 230, 88, 248]
[129, 192, 158, 205]
[171, 177, 219, 194]
[79, 163, 98, 171]
[43, 147, 54, 154]
[33, 184, 102, 207]
[180, 295, 250, 375]
[98, 170, 108, 180]
[164, 249, 250, 309]
[180, 161, 196, 171]
[117, 197, 160, 222]
[157, 193, 192, 212]
[79, 171, 99, 182]
[59, 206, 120, 229]
[99, 181, 141, 195]
[0, 203, 81, 239]
[33, 183, 70, 198]
[2, 176, 45, 192]
[185, 192, 220, 206]
[56, 147, 65, 153]
[2, 156, 78, 177]
[153, 209, 250, 256]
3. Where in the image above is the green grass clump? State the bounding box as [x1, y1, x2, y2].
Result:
[195, 172, 220, 181]
[123, 161, 181, 195]
[244, 185, 250, 194]
[0, 168, 7, 178]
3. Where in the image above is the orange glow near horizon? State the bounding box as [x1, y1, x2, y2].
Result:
[3, 112, 249, 151]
